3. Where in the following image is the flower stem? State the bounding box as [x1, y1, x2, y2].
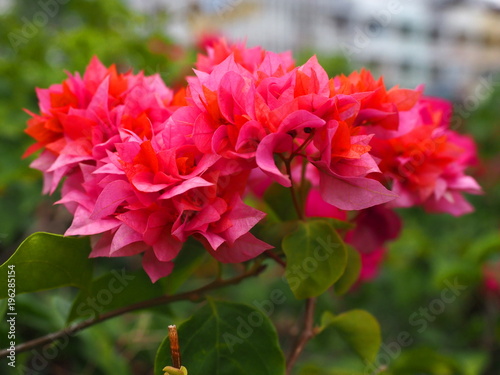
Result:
[285, 159, 305, 221]
[286, 297, 317, 374]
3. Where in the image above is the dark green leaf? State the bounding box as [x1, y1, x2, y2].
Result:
[0, 232, 93, 298]
[282, 219, 347, 299]
[390, 347, 464, 375]
[154, 299, 286, 375]
[66, 268, 164, 323]
[67, 239, 207, 322]
[263, 183, 298, 221]
[464, 232, 500, 263]
[161, 238, 208, 295]
[334, 246, 361, 295]
[321, 310, 381, 363]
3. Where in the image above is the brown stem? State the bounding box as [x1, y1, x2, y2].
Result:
[0, 263, 266, 358]
[284, 159, 305, 221]
[264, 250, 286, 268]
[291, 131, 315, 159]
[168, 325, 182, 369]
[286, 297, 317, 374]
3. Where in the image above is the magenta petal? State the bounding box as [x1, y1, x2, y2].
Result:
[110, 224, 144, 254]
[235, 120, 266, 152]
[117, 210, 150, 235]
[90, 180, 134, 220]
[162, 106, 200, 149]
[278, 110, 325, 133]
[132, 171, 169, 192]
[448, 175, 482, 194]
[218, 71, 252, 123]
[142, 249, 175, 283]
[256, 133, 293, 187]
[188, 153, 221, 178]
[211, 125, 228, 154]
[208, 232, 273, 263]
[152, 234, 183, 262]
[319, 172, 397, 210]
[298, 55, 330, 95]
[89, 231, 114, 258]
[424, 192, 474, 216]
[193, 113, 215, 153]
[185, 198, 227, 232]
[66, 206, 121, 235]
[198, 231, 226, 251]
[159, 177, 213, 199]
[222, 197, 266, 244]
[47, 153, 89, 173]
[305, 189, 346, 220]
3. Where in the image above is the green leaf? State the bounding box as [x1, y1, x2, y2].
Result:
[66, 269, 164, 323]
[322, 217, 355, 231]
[161, 238, 208, 295]
[390, 347, 464, 375]
[154, 299, 286, 375]
[465, 232, 500, 263]
[0, 232, 93, 298]
[263, 183, 298, 221]
[79, 319, 133, 375]
[321, 309, 381, 363]
[334, 246, 361, 295]
[67, 239, 207, 322]
[298, 364, 366, 375]
[282, 219, 347, 299]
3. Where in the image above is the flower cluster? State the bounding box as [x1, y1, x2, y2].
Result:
[25, 38, 481, 282]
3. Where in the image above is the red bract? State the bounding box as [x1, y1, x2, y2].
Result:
[370, 97, 482, 216]
[330, 69, 421, 132]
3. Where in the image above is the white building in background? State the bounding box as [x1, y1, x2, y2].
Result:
[128, 0, 500, 98]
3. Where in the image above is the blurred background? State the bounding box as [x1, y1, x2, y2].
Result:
[0, 0, 499, 374]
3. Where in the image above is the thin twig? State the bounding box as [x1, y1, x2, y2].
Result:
[264, 250, 286, 268]
[0, 263, 266, 358]
[286, 297, 317, 374]
[284, 159, 305, 221]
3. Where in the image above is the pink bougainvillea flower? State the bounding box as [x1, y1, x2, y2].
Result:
[191, 53, 398, 210]
[195, 37, 294, 74]
[24, 41, 483, 284]
[252, 57, 397, 210]
[370, 97, 482, 216]
[25, 57, 175, 194]
[57, 130, 270, 282]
